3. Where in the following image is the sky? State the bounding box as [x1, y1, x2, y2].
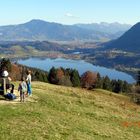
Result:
[0, 0, 139, 26]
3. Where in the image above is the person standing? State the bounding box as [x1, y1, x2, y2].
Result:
[18, 77, 27, 102]
[26, 70, 32, 96]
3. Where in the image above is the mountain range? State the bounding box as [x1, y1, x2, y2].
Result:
[0, 19, 131, 41]
[75, 22, 131, 36]
[104, 22, 140, 53]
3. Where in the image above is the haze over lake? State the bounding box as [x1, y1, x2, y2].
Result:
[18, 58, 135, 83]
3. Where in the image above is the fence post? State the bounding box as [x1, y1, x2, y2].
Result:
[2, 78, 6, 95]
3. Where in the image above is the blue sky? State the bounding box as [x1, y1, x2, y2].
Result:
[0, 0, 139, 25]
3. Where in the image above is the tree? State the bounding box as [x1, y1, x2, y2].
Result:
[112, 80, 123, 93]
[42, 73, 48, 82]
[56, 68, 65, 82]
[111, 80, 117, 92]
[34, 70, 48, 82]
[48, 67, 58, 84]
[48, 67, 72, 86]
[137, 70, 140, 86]
[70, 69, 81, 87]
[58, 76, 72, 87]
[0, 58, 12, 74]
[122, 81, 131, 93]
[102, 76, 111, 91]
[81, 71, 97, 89]
[95, 73, 102, 88]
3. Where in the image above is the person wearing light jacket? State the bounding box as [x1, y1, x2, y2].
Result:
[26, 70, 32, 96]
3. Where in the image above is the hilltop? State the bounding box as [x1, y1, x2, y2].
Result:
[0, 82, 140, 139]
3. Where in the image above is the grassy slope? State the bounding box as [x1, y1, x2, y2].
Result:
[0, 82, 140, 140]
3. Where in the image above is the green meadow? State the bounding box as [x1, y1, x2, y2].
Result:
[0, 82, 140, 140]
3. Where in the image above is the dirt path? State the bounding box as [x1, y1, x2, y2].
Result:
[0, 90, 37, 104]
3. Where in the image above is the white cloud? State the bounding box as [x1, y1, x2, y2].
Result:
[65, 13, 78, 18]
[65, 13, 73, 17]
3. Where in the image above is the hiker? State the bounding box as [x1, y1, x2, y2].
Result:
[18, 77, 27, 102]
[26, 70, 32, 96]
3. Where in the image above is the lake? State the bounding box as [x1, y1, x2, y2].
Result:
[18, 57, 135, 83]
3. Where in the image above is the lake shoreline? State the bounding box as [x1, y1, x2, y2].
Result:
[11, 55, 136, 80]
[16, 57, 136, 84]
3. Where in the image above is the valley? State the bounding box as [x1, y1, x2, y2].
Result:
[0, 40, 139, 80]
[0, 20, 139, 80]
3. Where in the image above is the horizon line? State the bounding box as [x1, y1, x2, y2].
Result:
[0, 19, 134, 26]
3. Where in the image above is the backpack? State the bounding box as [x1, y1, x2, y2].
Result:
[4, 93, 16, 100]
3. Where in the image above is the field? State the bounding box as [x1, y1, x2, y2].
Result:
[0, 82, 140, 140]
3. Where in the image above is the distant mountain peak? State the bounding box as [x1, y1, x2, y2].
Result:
[105, 22, 140, 53]
[30, 19, 44, 22]
[131, 22, 140, 29]
[25, 19, 47, 24]
[0, 19, 133, 41]
[134, 22, 140, 26]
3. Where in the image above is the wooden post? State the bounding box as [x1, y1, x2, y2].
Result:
[2, 78, 6, 95]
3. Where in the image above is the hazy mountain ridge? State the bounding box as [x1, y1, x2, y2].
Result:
[0, 19, 131, 41]
[75, 22, 131, 35]
[103, 22, 140, 52]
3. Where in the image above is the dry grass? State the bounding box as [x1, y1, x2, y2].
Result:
[0, 81, 140, 140]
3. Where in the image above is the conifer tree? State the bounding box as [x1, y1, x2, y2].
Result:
[0, 58, 12, 73]
[95, 73, 102, 88]
[70, 69, 81, 87]
[102, 76, 111, 90]
[137, 70, 140, 86]
[48, 67, 58, 84]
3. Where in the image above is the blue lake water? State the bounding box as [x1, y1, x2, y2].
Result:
[18, 57, 136, 83]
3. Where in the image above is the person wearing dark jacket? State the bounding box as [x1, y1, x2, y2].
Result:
[0, 70, 15, 94]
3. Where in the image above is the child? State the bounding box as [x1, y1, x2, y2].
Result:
[18, 77, 27, 102]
